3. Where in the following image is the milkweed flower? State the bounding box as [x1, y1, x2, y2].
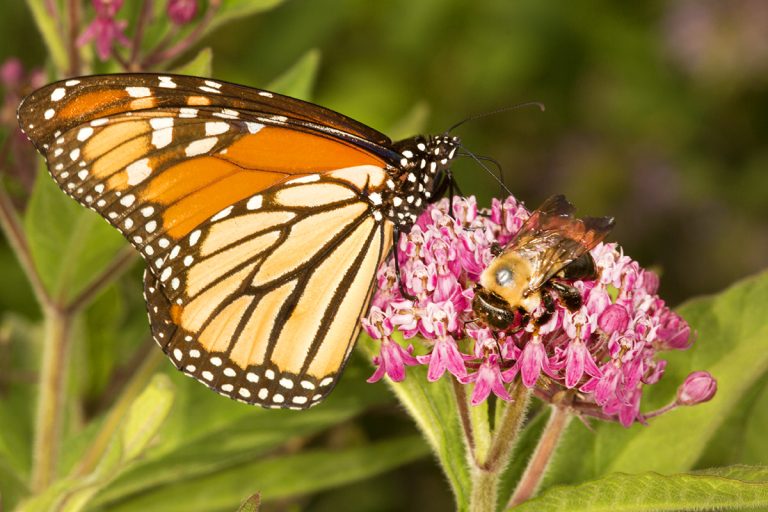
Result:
[167, 0, 198, 25]
[364, 195, 715, 427]
[78, 0, 130, 61]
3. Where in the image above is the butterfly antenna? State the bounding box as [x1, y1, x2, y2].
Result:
[446, 102, 546, 134]
[458, 145, 512, 197]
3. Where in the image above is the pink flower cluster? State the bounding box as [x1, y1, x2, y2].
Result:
[363, 196, 713, 427]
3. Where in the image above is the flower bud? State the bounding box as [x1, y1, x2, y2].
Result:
[676, 371, 717, 406]
[168, 0, 198, 25]
[657, 311, 693, 350]
[598, 303, 629, 334]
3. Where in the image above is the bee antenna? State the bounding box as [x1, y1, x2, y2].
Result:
[445, 102, 546, 134]
[457, 145, 512, 197]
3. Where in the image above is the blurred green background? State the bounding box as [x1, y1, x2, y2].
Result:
[1, 0, 767, 510]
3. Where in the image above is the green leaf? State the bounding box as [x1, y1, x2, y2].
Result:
[96, 436, 430, 512]
[24, 167, 128, 304]
[118, 374, 175, 463]
[205, 0, 286, 37]
[359, 334, 471, 508]
[513, 466, 768, 512]
[266, 49, 321, 101]
[23, 0, 67, 73]
[92, 357, 393, 504]
[548, 270, 768, 486]
[16, 375, 175, 512]
[171, 47, 213, 76]
[237, 494, 261, 512]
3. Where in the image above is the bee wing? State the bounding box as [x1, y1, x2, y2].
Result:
[510, 195, 614, 290]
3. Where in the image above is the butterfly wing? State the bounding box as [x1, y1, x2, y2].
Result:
[144, 169, 394, 408]
[18, 74, 401, 408]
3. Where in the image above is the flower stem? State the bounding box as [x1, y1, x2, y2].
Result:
[452, 377, 476, 455]
[65, 246, 137, 314]
[507, 405, 571, 508]
[142, 1, 220, 68]
[0, 181, 51, 310]
[67, 0, 81, 76]
[30, 305, 73, 492]
[469, 465, 499, 512]
[483, 382, 530, 472]
[468, 383, 530, 512]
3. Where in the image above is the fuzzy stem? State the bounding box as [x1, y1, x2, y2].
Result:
[65, 246, 137, 314]
[0, 181, 51, 309]
[30, 305, 73, 492]
[469, 465, 499, 512]
[467, 383, 531, 512]
[482, 382, 530, 472]
[452, 377, 476, 456]
[507, 405, 571, 508]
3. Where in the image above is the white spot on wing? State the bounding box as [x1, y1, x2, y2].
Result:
[185, 137, 217, 157]
[287, 174, 320, 185]
[211, 206, 233, 221]
[205, 121, 229, 136]
[77, 127, 94, 141]
[126, 86, 151, 98]
[126, 158, 152, 186]
[51, 88, 66, 101]
[44, 109, 55, 119]
[246, 122, 264, 134]
[189, 230, 202, 246]
[246, 195, 263, 210]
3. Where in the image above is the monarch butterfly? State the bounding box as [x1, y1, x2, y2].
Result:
[17, 74, 459, 409]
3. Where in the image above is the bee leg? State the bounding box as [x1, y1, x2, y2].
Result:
[490, 242, 503, 256]
[550, 282, 583, 311]
[534, 290, 556, 326]
[393, 225, 417, 301]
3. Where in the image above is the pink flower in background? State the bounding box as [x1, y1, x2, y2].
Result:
[78, 0, 130, 61]
[168, 0, 198, 25]
[363, 195, 714, 427]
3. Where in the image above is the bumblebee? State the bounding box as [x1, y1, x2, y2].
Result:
[472, 195, 614, 330]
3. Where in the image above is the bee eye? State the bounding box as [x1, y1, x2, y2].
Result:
[495, 268, 514, 287]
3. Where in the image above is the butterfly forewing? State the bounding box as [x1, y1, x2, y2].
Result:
[18, 73, 459, 409]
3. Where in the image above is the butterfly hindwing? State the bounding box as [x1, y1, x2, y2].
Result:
[146, 170, 393, 408]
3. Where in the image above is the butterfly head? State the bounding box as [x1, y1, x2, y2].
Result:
[386, 134, 460, 228]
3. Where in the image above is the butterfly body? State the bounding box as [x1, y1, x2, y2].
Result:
[18, 74, 459, 408]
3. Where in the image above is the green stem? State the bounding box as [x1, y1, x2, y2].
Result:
[507, 405, 571, 508]
[452, 377, 476, 456]
[30, 305, 73, 492]
[482, 383, 530, 472]
[0, 181, 51, 310]
[73, 348, 164, 477]
[467, 383, 531, 512]
[24, 0, 69, 74]
[469, 465, 499, 512]
[65, 247, 137, 314]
